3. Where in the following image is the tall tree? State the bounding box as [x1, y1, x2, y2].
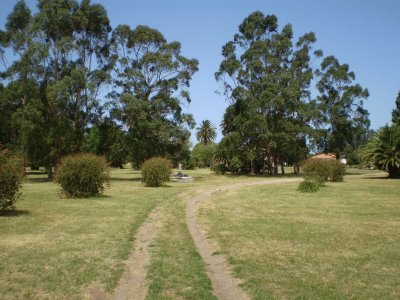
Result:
[315, 56, 370, 158]
[3, 0, 112, 177]
[392, 91, 400, 125]
[196, 120, 217, 144]
[110, 25, 198, 167]
[215, 11, 321, 174]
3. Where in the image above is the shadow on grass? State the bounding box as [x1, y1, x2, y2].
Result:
[0, 210, 30, 217]
[359, 175, 392, 180]
[25, 171, 47, 175]
[110, 177, 142, 182]
[225, 173, 301, 179]
[24, 177, 52, 183]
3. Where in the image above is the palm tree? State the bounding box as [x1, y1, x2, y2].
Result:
[196, 120, 217, 144]
[362, 124, 400, 178]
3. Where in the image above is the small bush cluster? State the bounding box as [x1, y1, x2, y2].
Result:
[141, 157, 172, 187]
[55, 153, 110, 198]
[297, 180, 320, 193]
[302, 158, 345, 184]
[0, 149, 24, 212]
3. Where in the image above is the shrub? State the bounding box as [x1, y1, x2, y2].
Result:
[362, 124, 400, 178]
[302, 158, 345, 183]
[141, 157, 172, 187]
[298, 180, 320, 193]
[302, 159, 331, 184]
[326, 159, 345, 182]
[55, 153, 110, 198]
[0, 149, 24, 212]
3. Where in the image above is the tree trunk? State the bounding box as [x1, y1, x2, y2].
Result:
[293, 164, 300, 175]
[47, 165, 53, 180]
[388, 166, 400, 179]
[280, 162, 285, 175]
[250, 159, 256, 175]
[273, 157, 278, 175]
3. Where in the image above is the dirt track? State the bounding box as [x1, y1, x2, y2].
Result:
[90, 177, 301, 300]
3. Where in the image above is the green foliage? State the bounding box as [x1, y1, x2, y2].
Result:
[55, 153, 110, 198]
[326, 159, 346, 182]
[362, 124, 400, 178]
[302, 158, 345, 184]
[141, 157, 172, 187]
[0, 149, 24, 212]
[392, 91, 400, 125]
[216, 11, 320, 175]
[196, 120, 217, 144]
[315, 56, 370, 157]
[4, 0, 112, 179]
[297, 180, 320, 193]
[191, 142, 216, 168]
[83, 121, 129, 168]
[111, 24, 198, 168]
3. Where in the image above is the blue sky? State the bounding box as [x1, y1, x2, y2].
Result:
[1, 0, 399, 145]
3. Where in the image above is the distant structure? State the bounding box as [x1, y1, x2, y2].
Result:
[310, 153, 336, 160]
[310, 153, 347, 165]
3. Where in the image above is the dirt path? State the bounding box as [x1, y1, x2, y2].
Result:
[186, 178, 301, 300]
[89, 177, 300, 300]
[88, 206, 163, 300]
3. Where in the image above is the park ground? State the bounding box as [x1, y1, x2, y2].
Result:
[0, 168, 399, 299]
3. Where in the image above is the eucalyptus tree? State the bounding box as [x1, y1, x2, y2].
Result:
[215, 11, 321, 174]
[196, 120, 217, 144]
[315, 56, 370, 158]
[110, 24, 198, 167]
[3, 0, 112, 177]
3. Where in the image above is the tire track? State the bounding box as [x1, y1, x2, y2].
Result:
[186, 178, 301, 300]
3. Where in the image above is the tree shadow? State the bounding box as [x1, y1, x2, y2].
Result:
[24, 177, 52, 183]
[109, 177, 142, 182]
[360, 175, 391, 180]
[0, 210, 30, 217]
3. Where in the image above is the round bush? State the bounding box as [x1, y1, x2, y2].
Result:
[0, 150, 24, 212]
[141, 157, 172, 187]
[302, 159, 330, 184]
[302, 158, 345, 184]
[326, 159, 345, 182]
[298, 180, 320, 193]
[55, 153, 110, 198]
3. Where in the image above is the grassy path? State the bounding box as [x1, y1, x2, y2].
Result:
[198, 174, 400, 299]
[186, 178, 301, 300]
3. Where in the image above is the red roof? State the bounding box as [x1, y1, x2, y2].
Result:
[310, 153, 336, 159]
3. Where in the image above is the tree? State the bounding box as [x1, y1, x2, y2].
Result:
[196, 120, 217, 144]
[3, 0, 112, 178]
[362, 124, 400, 178]
[83, 118, 129, 168]
[191, 142, 216, 168]
[215, 11, 321, 174]
[315, 56, 370, 158]
[392, 91, 400, 125]
[110, 24, 198, 168]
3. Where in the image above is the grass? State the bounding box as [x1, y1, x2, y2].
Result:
[0, 168, 182, 299]
[2, 166, 398, 299]
[145, 192, 216, 300]
[0, 167, 253, 299]
[198, 172, 400, 299]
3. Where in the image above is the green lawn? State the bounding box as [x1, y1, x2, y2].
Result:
[199, 174, 400, 299]
[1, 167, 399, 299]
[0, 168, 255, 299]
[0, 169, 184, 299]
